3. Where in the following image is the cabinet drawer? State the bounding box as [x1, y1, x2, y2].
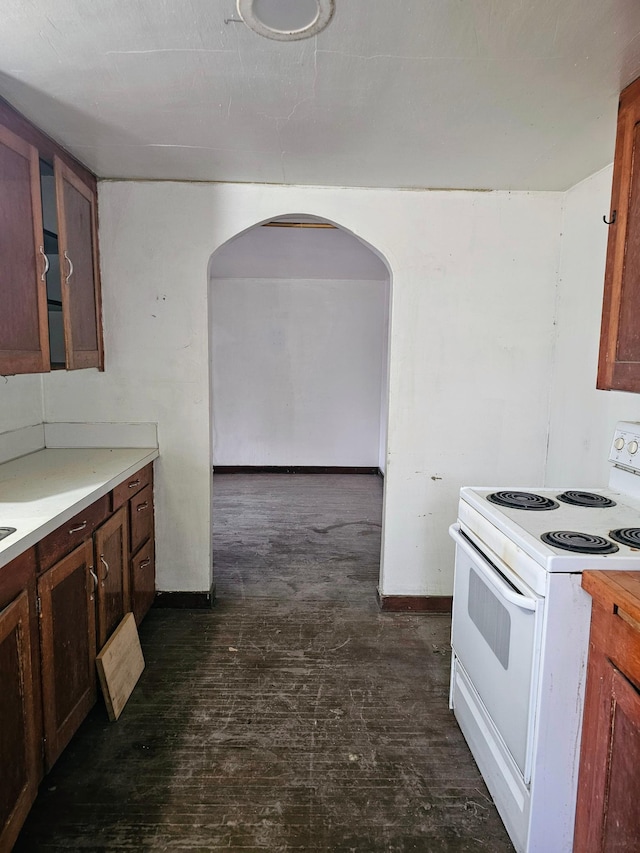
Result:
[37, 495, 110, 573]
[112, 463, 153, 511]
[130, 484, 153, 554]
[131, 538, 155, 625]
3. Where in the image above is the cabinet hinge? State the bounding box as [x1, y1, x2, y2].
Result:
[36, 595, 42, 616]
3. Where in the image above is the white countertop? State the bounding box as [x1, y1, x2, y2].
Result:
[0, 447, 159, 569]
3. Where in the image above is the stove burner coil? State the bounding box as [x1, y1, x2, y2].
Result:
[487, 491, 559, 511]
[608, 528, 640, 548]
[556, 491, 617, 508]
[541, 531, 619, 554]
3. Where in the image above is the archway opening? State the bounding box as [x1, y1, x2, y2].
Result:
[208, 214, 392, 604]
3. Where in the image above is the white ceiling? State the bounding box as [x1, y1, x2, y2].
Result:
[2, 1, 640, 190]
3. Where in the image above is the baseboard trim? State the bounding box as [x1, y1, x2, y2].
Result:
[214, 465, 381, 475]
[376, 590, 452, 613]
[154, 585, 216, 610]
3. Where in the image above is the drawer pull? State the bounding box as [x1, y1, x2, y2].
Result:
[128, 479, 141, 489]
[136, 501, 149, 512]
[100, 554, 110, 580]
[139, 558, 151, 569]
[68, 521, 88, 534]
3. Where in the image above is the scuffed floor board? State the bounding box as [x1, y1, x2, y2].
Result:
[16, 475, 513, 851]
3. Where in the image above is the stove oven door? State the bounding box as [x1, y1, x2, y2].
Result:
[449, 523, 544, 783]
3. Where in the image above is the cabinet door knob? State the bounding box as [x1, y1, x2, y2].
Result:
[136, 501, 149, 512]
[39, 245, 50, 280]
[139, 558, 151, 569]
[64, 250, 74, 284]
[100, 554, 110, 581]
[68, 520, 88, 534]
[128, 479, 141, 489]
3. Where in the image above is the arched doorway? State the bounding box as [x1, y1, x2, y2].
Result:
[208, 214, 392, 601]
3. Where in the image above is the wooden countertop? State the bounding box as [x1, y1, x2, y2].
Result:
[582, 570, 640, 624]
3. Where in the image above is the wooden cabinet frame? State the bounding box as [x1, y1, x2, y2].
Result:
[574, 571, 640, 851]
[0, 590, 40, 852]
[54, 156, 104, 370]
[94, 507, 129, 650]
[38, 540, 97, 770]
[0, 123, 50, 375]
[598, 76, 640, 392]
[0, 96, 103, 376]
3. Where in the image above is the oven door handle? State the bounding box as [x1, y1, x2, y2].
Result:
[449, 524, 538, 612]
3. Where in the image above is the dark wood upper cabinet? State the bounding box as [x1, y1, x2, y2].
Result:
[0, 123, 50, 375]
[0, 97, 103, 375]
[54, 156, 103, 370]
[598, 76, 640, 392]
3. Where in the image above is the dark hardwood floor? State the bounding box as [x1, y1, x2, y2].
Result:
[15, 474, 513, 852]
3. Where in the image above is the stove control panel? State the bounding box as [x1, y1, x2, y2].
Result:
[609, 422, 640, 471]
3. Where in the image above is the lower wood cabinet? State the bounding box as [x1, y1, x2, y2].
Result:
[130, 483, 153, 554]
[131, 538, 156, 626]
[0, 462, 156, 845]
[115, 463, 156, 626]
[94, 507, 129, 650]
[574, 571, 640, 852]
[38, 540, 97, 770]
[0, 587, 40, 853]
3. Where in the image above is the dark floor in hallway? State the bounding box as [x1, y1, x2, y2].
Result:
[15, 474, 514, 852]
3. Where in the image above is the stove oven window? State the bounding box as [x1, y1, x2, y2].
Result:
[468, 568, 511, 669]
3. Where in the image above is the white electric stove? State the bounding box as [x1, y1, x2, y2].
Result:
[449, 421, 640, 853]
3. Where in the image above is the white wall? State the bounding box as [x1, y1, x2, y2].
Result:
[211, 221, 390, 281]
[41, 181, 562, 595]
[0, 376, 42, 434]
[546, 165, 640, 485]
[211, 277, 388, 467]
[378, 290, 390, 475]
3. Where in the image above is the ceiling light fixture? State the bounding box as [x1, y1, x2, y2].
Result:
[237, 0, 335, 41]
